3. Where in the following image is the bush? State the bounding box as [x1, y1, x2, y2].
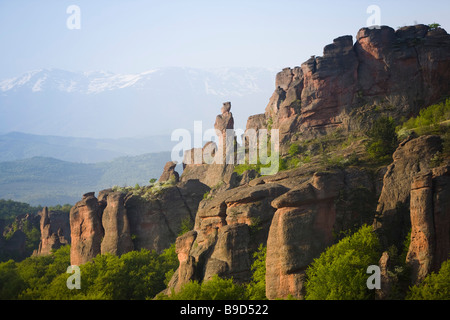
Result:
[0, 244, 179, 300]
[407, 259, 450, 300]
[398, 99, 450, 137]
[367, 116, 398, 163]
[288, 144, 300, 157]
[305, 225, 381, 300]
[158, 274, 246, 300]
[178, 216, 194, 236]
[245, 244, 267, 300]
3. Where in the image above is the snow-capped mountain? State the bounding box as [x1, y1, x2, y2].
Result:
[0, 67, 275, 96]
[0, 67, 277, 139]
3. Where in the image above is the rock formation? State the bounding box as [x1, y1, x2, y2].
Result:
[99, 191, 134, 256]
[158, 161, 180, 183]
[180, 102, 238, 189]
[265, 168, 377, 299]
[0, 213, 40, 261]
[247, 25, 450, 154]
[407, 165, 450, 284]
[70, 192, 104, 265]
[69, 178, 209, 264]
[374, 135, 443, 248]
[61, 24, 450, 300]
[35, 207, 70, 256]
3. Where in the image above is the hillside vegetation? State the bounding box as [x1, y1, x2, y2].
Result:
[0, 152, 170, 206]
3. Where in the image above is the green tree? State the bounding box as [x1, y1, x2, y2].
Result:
[428, 23, 441, 30]
[246, 244, 267, 300]
[305, 225, 381, 300]
[0, 260, 26, 299]
[367, 116, 398, 163]
[178, 217, 194, 236]
[158, 274, 246, 300]
[0, 244, 179, 300]
[407, 259, 450, 300]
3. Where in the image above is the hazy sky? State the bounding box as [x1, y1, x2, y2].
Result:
[0, 0, 449, 78]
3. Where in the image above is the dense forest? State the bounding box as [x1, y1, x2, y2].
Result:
[0, 225, 448, 300]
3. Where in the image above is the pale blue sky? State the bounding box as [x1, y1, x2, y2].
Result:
[0, 0, 449, 78]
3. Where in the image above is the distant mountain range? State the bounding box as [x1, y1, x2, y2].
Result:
[0, 67, 276, 138]
[0, 131, 173, 163]
[0, 131, 176, 206]
[0, 152, 171, 206]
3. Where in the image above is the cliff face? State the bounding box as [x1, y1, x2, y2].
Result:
[256, 25, 450, 154]
[374, 135, 443, 247]
[407, 166, 450, 285]
[69, 179, 209, 265]
[35, 207, 70, 256]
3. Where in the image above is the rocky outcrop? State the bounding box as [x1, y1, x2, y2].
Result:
[69, 179, 209, 264]
[376, 251, 393, 300]
[406, 165, 450, 285]
[158, 161, 179, 183]
[70, 192, 104, 265]
[126, 180, 209, 253]
[247, 25, 450, 153]
[167, 182, 289, 292]
[180, 103, 238, 189]
[167, 164, 377, 298]
[215, 102, 234, 138]
[374, 135, 443, 248]
[35, 207, 70, 256]
[265, 168, 376, 299]
[0, 213, 40, 261]
[99, 191, 134, 256]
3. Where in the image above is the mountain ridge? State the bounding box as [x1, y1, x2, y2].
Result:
[0, 152, 171, 206]
[0, 66, 276, 138]
[0, 131, 174, 163]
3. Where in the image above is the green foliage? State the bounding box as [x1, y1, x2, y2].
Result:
[245, 244, 267, 300]
[334, 187, 378, 239]
[0, 244, 179, 300]
[178, 217, 194, 236]
[266, 117, 273, 131]
[407, 259, 450, 300]
[0, 152, 171, 206]
[0, 260, 26, 299]
[397, 99, 450, 139]
[158, 274, 246, 300]
[112, 177, 176, 200]
[382, 231, 412, 300]
[203, 190, 211, 200]
[428, 23, 441, 30]
[0, 199, 41, 222]
[158, 244, 267, 300]
[288, 144, 300, 157]
[367, 116, 398, 163]
[1, 217, 41, 262]
[305, 225, 381, 300]
[47, 204, 72, 213]
[234, 161, 268, 176]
